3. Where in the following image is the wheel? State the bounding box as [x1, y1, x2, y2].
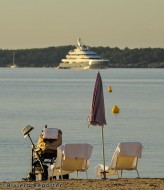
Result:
[59, 174, 69, 179]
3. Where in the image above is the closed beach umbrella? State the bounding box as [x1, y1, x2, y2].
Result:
[88, 71, 107, 179]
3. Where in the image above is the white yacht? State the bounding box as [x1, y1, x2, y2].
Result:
[58, 38, 109, 69]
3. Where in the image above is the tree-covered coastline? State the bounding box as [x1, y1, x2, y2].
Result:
[0, 46, 164, 68]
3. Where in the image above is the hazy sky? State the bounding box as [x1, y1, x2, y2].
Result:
[0, 0, 164, 49]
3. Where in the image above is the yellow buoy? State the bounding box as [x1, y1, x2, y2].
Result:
[108, 86, 112, 92]
[112, 105, 120, 113]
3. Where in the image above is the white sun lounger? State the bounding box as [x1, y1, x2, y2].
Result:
[48, 143, 93, 179]
[95, 142, 143, 178]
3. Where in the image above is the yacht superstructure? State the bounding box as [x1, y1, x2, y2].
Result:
[59, 38, 109, 69]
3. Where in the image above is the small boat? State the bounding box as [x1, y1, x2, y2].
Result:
[10, 52, 17, 68]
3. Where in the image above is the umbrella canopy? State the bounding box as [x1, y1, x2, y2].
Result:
[88, 71, 107, 126]
[88, 71, 107, 179]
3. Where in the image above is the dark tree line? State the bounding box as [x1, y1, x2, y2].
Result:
[0, 46, 164, 68]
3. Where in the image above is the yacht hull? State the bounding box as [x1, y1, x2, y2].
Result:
[89, 60, 109, 69]
[59, 60, 109, 69]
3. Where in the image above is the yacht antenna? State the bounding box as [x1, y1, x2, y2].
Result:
[77, 38, 81, 47]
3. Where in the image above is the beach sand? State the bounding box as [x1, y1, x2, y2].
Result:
[0, 178, 164, 190]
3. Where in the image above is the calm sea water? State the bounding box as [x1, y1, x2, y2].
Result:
[0, 68, 164, 181]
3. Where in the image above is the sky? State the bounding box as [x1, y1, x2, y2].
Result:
[0, 0, 164, 50]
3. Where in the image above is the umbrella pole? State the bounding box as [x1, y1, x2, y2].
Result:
[101, 126, 106, 179]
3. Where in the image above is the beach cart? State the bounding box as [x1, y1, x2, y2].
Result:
[22, 125, 62, 181]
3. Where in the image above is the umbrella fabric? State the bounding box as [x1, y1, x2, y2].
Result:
[88, 72, 107, 126]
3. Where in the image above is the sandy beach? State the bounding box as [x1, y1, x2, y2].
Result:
[0, 178, 164, 190]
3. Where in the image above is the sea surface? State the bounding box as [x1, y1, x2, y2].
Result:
[0, 68, 163, 181]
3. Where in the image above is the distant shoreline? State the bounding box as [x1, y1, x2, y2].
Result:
[1, 46, 164, 68]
